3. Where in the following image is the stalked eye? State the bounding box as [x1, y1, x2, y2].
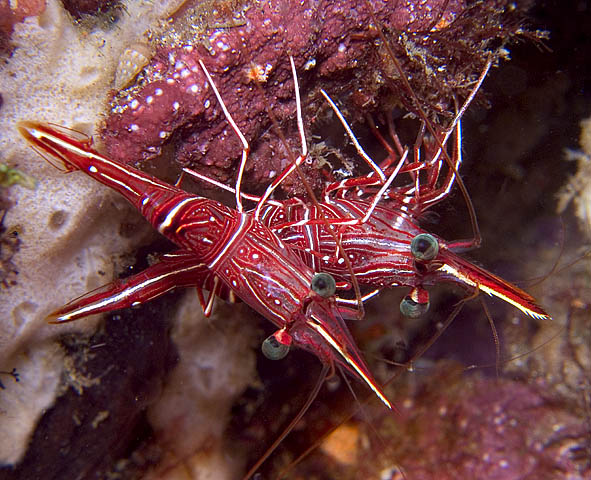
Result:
[410, 233, 439, 262]
[261, 334, 290, 360]
[399, 295, 430, 318]
[311, 272, 336, 298]
[400, 286, 430, 318]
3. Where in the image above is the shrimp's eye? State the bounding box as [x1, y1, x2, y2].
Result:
[310, 272, 336, 298]
[411, 233, 439, 262]
[262, 335, 290, 360]
[400, 295, 430, 318]
[400, 286, 430, 318]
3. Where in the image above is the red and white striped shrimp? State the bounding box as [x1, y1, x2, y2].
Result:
[183, 56, 550, 323]
[17, 120, 392, 412]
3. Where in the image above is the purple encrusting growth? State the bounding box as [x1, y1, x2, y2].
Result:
[328, 367, 587, 479]
[102, 0, 524, 196]
[103, 0, 451, 189]
[406, 376, 586, 478]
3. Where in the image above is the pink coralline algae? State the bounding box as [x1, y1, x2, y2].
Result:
[353, 368, 589, 480]
[102, 0, 522, 195]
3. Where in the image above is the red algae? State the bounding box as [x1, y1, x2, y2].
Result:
[287, 365, 587, 480]
[102, 0, 524, 196]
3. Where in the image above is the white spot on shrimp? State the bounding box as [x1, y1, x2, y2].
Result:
[181, 68, 191, 79]
[167, 78, 175, 85]
[155, 88, 163, 96]
[338, 43, 346, 53]
[188, 84, 199, 94]
[159, 131, 167, 139]
[204, 99, 211, 109]
[498, 460, 509, 468]
[231, 280, 238, 287]
[173, 101, 180, 111]
[129, 124, 139, 132]
[252, 253, 260, 260]
[142, 197, 149, 206]
[337, 257, 345, 264]
[268, 170, 276, 178]
[89, 165, 98, 173]
[175, 60, 185, 70]
[130, 99, 139, 109]
[146, 95, 154, 105]
[274, 299, 281, 305]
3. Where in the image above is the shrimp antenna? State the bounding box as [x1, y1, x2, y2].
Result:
[242, 365, 329, 480]
[251, 56, 366, 319]
[277, 294, 472, 477]
[364, 0, 488, 247]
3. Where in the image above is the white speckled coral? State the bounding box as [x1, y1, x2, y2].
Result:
[0, 0, 189, 465]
